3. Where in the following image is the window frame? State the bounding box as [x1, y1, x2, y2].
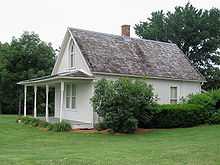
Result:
[65, 83, 76, 111]
[69, 41, 75, 68]
[170, 86, 178, 104]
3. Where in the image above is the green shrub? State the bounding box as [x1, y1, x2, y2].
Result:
[122, 117, 138, 133]
[91, 78, 155, 133]
[210, 90, 220, 110]
[188, 93, 215, 111]
[48, 121, 72, 132]
[29, 118, 41, 127]
[138, 104, 158, 128]
[149, 104, 209, 128]
[38, 120, 50, 128]
[95, 122, 107, 131]
[21, 116, 34, 125]
[17, 116, 40, 127]
[209, 111, 220, 124]
[16, 116, 52, 129]
[187, 89, 220, 112]
[16, 117, 72, 132]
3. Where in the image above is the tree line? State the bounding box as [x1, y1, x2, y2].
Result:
[135, 2, 220, 89]
[0, 32, 55, 114]
[0, 2, 219, 114]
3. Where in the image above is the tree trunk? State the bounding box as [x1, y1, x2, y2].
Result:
[18, 91, 22, 115]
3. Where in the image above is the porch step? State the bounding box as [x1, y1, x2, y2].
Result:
[38, 117, 93, 129]
[71, 122, 93, 129]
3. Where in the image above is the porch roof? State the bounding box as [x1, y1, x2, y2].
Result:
[17, 69, 95, 86]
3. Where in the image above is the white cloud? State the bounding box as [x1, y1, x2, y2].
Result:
[0, 0, 219, 48]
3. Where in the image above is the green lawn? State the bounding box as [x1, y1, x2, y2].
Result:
[0, 116, 220, 165]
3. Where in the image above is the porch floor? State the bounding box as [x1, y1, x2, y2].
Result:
[38, 117, 93, 129]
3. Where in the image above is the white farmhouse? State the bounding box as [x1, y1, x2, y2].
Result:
[18, 25, 205, 128]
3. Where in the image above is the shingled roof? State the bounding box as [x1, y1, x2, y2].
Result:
[69, 28, 205, 82]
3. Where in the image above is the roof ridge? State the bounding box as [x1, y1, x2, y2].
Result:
[68, 27, 176, 46]
[68, 26, 204, 82]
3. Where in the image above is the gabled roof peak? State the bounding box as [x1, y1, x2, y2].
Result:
[68, 27, 205, 82]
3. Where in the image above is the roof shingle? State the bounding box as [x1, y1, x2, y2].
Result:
[70, 28, 205, 81]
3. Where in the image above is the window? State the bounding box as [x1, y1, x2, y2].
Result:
[170, 86, 177, 104]
[65, 83, 76, 109]
[70, 43, 75, 68]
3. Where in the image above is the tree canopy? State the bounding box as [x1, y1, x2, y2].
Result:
[135, 3, 220, 89]
[0, 32, 55, 114]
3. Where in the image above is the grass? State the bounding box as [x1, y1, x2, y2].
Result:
[0, 115, 220, 165]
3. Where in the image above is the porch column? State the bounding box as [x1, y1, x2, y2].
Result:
[45, 85, 49, 122]
[24, 85, 27, 116]
[34, 86, 37, 118]
[60, 81, 64, 122]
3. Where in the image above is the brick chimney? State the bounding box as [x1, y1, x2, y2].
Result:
[121, 25, 130, 37]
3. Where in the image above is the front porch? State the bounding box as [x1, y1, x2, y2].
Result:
[17, 70, 95, 129]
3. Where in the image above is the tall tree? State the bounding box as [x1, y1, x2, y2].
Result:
[135, 3, 220, 89]
[0, 42, 5, 113]
[0, 32, 55, 114]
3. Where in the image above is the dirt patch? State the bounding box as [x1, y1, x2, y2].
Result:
[38, 127, 48, 132]
[135, 128, 154, 134]
[71, 128, 154, 134]
[71, 128, 98, 133]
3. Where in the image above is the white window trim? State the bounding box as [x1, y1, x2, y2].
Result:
[65, 83, 77, 111]
[170, 86, 178, 104]
[69, 40, 76, 69]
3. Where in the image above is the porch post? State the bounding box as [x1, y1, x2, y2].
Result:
[46, 85, 49, 122]
[24, 85, 27, 116]
[34, 86, 37, 118]
[60, 81, 64, 122]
